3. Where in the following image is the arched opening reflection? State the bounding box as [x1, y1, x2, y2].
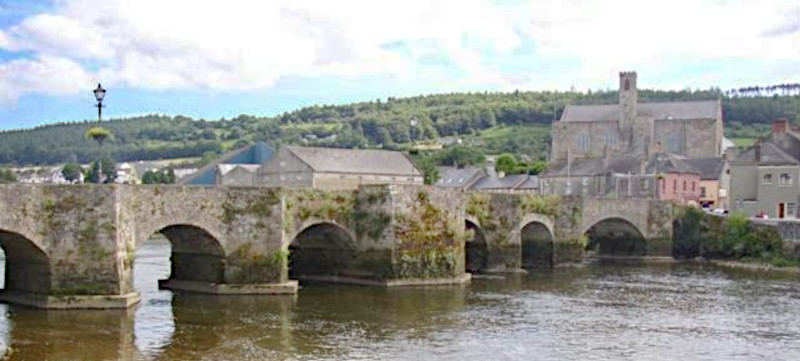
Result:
[289, 223, 357, 280]
[521, 222, 554, 268]
[132, 224, 224, 358]
[465, 220, 488, 273]
[584, 218, 646, 256]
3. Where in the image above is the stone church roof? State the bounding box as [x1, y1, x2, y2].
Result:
[560, 100, 720, 122]
[285, 146, 420, 176]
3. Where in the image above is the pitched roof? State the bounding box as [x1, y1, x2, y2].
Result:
[734, 142, 800, 166]
[181, 142, 274, 185]
[218, 164, 261, 175]
[646, 153, 700, 174]
[560, 100, 720, 122]
[285, 146, 419, 176]
[471, 173, 529, 190]
[436, 166, 484, 188]
[517, 175, 540, 189]
[685, 158, 725, 180]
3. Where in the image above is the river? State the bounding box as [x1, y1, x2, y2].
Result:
[0, 238, 798, 361]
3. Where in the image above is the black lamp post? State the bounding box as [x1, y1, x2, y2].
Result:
[93, 83, 106, 121]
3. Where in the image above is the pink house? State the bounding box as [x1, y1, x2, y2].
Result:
[649, 154, 701, 205]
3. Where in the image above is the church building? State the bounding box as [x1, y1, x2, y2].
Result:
[550, 72, 724, 162]
[542, 72, 727, 204]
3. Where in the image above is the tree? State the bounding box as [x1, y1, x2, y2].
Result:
[142, 168, 176, 184]
[84, 157, 116, 183]
[0, 168, 16, 184]
[61, 163, 83, 183]
[437, 145, 485, 168]
[100, 156, 117, 183]
[85, 160, 101, 184]
[495, 154, 517, 174]
[413, 156, 440, 185]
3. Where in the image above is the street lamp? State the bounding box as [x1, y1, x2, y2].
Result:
[93, 83, 106, 121]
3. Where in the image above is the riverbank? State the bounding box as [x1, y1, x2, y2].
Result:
[575, 255, 800, 276]
[706, 259, 800, 276]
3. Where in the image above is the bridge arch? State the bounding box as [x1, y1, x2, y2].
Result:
[138, 223, 226, 285]
[0, 228, 51, 296]
[464, 218, 488, 273]
[582, 217, 646, 256]
[520, 218, 555, 268]
[288, 221, 358, 280]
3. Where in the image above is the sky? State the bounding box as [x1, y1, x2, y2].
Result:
[0, 0, 798, 130]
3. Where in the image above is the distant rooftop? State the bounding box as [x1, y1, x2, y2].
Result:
[560, 100, 720, 122]
[285, 146, 419, 176]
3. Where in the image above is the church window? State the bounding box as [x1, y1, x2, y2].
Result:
[575, 134, 590, 152]
[605, 132, 617, 147]
[666, 134, 681, 153]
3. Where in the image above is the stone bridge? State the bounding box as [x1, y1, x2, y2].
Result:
[0, 184, 673, 309]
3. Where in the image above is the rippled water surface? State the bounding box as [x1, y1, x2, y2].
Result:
[0, 238, 798, 361]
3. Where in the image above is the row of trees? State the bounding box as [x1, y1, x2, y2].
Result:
[1, 88, 798, 166]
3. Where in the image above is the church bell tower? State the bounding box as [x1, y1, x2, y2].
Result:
[619, 71, 638, 129]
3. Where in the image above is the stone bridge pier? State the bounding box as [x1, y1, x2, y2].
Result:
[464, 194, 674, 273]
[0, 184, 470, 309]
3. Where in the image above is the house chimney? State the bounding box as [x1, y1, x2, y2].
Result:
[754, 142, 761, 162]
[772, 119, 788, 134]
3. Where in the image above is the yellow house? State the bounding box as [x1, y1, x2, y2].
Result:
[687, 158, 730, 210]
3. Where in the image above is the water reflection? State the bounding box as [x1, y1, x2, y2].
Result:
[133, 236, 174, 360]
[0, 240, 796, 360]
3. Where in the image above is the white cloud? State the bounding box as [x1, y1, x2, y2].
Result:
[515, 0, 800, 86]
[0, 0, 522, 101]
[0, 0, 797, 101]
[0, 55, 95, 103]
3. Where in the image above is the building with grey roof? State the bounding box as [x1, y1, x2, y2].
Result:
[436, 166, 485, 189]
[551, 72, 724, 163]
[730, 119, 799, 219]
[260, 146, 423, 190]
[433, 164, 541, 194]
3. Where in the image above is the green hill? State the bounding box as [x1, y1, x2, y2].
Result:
[0, 88, 797, 166]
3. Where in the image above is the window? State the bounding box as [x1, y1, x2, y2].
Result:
[673, 179, 677, 191]
[780, 173, 793, 187]
[788, 203, 797, 218]
[700, 186, 706, 198]
[582, 177, 589, 186]
[692, 181, 695, 192]
[662, 179, 666, 191]
[683, 180, 687, 191]
[763, 173, 773, 184]
[666, 134, 681, 153]
[605, 132, 617, 148]
[575, 134, 590, 152]
[624, 79, 630, 91]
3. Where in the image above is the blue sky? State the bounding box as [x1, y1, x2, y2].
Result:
[0, 0, 798, 131]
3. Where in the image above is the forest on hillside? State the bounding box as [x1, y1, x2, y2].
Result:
[0, 87, 798, 166]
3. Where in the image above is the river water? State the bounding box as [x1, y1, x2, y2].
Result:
[0, 238, 798, 361]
